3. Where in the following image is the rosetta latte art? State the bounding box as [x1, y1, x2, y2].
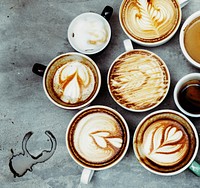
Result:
[141, 120, 189, 166]
[122, 0, 179, 40]
[53, 61, 95, 104]
[73, 112, 123, 163]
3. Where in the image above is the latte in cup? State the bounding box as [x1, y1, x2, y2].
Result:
[119, 0, 181, 46]
[133, 110, 198, 175]
[66, 105, 129, 169]
[108, 50, 170, 112]
[44, 53, 101, 109]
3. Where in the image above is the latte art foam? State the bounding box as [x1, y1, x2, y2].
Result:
[71, 15, 109, 52]
[73, 112, 123, 163]
[109, 50, 169, 111]
[120, 0, 180, 42]
[141, 120, 189, 166]
[53, 61, 95, 104]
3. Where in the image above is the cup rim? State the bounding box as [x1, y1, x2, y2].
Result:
[119, 0, 182, 47]
[133, 109, 199, 176]
[43, 52, 101, 110]
[173, 73, 200, 117]
[179, 11, 200, 68]
[66, 105, 130, 170]
[107, 49, 170, 112]
[68, 12, 111, 55]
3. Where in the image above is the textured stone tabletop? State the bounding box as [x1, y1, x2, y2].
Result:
[0, 0, 200, 188]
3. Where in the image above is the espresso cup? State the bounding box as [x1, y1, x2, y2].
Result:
[133, 109, 200, 176]
[107, 39, 170, 112]
[179, 11, 200, 68]
[68, 6, 113, 55]
[32, 52, 101, 110]
[174, 73, 200, 117]
[119, 0, 189, 47]
[66, 105, 130, 184]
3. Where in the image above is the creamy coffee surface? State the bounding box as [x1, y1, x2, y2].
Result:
[73, 112, 123, 163]
[140, 120, 189, 166]
[70, 15, 109, 52]
[109, 50, 169, 111]
[120, 0, 180, 42]
[53, 61, 95, 104]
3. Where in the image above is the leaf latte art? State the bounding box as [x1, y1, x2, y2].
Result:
[141, 120, 189, 166]
[53, 61, 95, 104]
[120, 0, 180, 42]
[73, 112, 123, 163]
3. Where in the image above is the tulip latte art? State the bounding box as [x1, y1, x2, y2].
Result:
[108, 50, 169, 111]
[53, 61, 95, 104]
[120, 0, 180, 43]
[67, 107, 128, 168]
[134, 112, 196, 173]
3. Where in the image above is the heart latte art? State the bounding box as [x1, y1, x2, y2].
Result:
[67, 107, 128, 168]
[141, 120, 189, 166]
[53, 61, 95, 104]
[120, 0, 180, 43]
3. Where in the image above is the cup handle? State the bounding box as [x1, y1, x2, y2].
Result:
[189, 161, 200, 176]
[101, 6, 113, 21]
[80, 168, 94, 184]
[177, 0, 190, 8]
[123, 39, 134, 52]
[32, 63, 47, 77]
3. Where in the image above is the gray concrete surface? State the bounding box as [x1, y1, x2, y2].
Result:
[0, 0, 200, 188]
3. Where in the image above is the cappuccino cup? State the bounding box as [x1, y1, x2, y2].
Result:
[68, 6, 113, 55]
[66, 105, 130, 184]
[107, 39, 170, 112]
[179, 11, 200, 68]
[119, 0, 189, 47]
[174, 73, 200, 117]
[32, 52, 101, 110]
[133, 109, 200, 176]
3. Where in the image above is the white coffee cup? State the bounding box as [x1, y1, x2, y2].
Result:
[32, 52, 101, 110]
[179, 11, 200, 68]
[66, 105, 130, 184]
[107, 39, 170, 112]
[174, 73, 200, 117]
[68, 6, 113, 55]
[119, 0, 189, 47]
[133, 109, 200, 176]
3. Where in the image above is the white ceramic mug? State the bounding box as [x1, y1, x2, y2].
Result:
[66, 105, 130, 184]
[174, 73, 200, 117]
[179, 11, 200, 68]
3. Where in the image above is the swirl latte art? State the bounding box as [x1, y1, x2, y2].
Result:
[73, 112, 123, 163]
[141, 120, 189, 166]
[53, 61, 95, 104]
[120, 0, 180, 43]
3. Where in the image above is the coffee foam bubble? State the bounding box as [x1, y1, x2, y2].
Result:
[73, 112, 123, 163]
[71, 15, 109, 52]
[109, 51, 169, 111]
[141, 120, 189, 166]
[121, 0, 179, 42]
[53, 61, 95, 104]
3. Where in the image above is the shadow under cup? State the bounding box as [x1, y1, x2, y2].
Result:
[44, 53, 101, 109]
[133, 110, 198, 175]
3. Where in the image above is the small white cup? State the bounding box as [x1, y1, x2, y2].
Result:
[179, 11, 200, 68]
[174, 73, 200, 117]
[68, 6, 113, 55]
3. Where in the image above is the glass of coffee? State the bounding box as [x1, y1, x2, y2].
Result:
[133, 109, 200, 176]
[119, 0, 189, 47]
[179, 11, 200, 68]
[66, 105, 130, 184]
[32, 52, 101, 110]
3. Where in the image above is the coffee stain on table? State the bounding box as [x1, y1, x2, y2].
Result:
[9, 131, 57, 177]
